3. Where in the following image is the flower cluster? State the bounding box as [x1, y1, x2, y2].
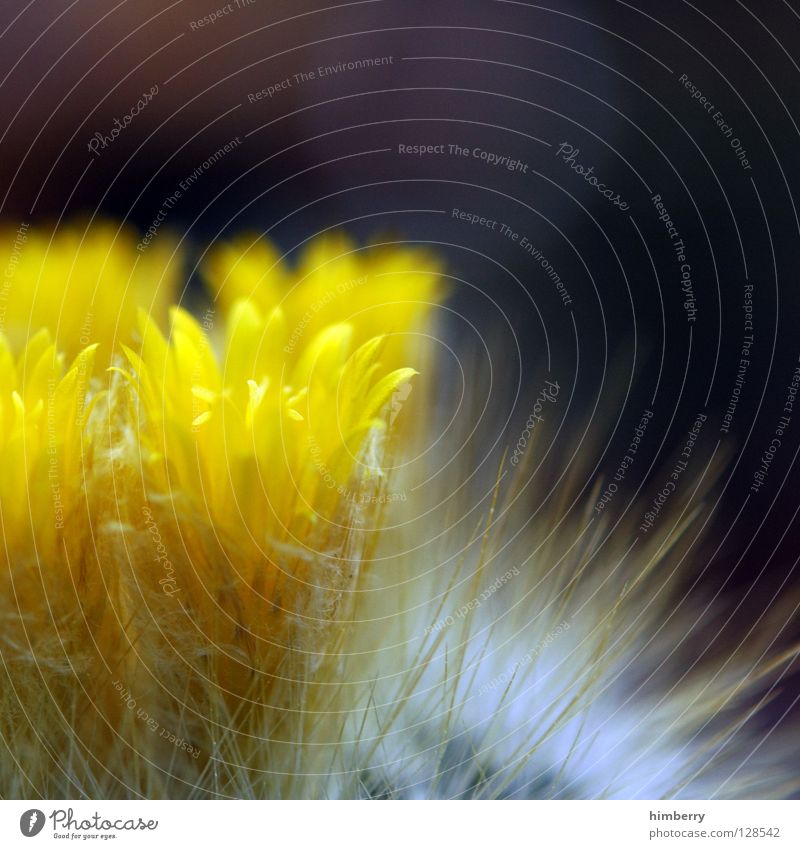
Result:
[0, 223, 442, 796]
[1, 223, 795, 801]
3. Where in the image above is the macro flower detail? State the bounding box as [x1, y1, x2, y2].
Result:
[0, 225, 797, 801]
[202, 232, 443, 370]
[0, 228, 448, 796]
[111, 302, 420, 695]
[0, 222, 181, 360]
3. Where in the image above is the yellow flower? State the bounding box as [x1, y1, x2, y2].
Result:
[111, 302, 421, 694]
[0, 221, 181, 359]
[0, 227, 443, 796]
[2, 222, 795, 801]
[0, 328, 99, 581]
[202, 231, 443, 373]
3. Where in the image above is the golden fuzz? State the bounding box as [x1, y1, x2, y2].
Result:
[0, 224, 442, 796]
[0, 223, 796, 800]
[0, 221, 181, 359]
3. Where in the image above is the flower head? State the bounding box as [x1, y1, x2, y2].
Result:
[0, 225, 797, 801]
[0, 227, 443, 795]
[0, 221, 181, 359]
